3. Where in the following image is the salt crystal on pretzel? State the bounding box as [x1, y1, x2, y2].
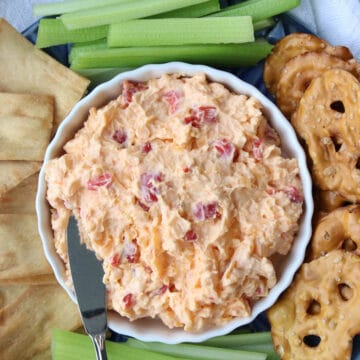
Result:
[291, 69, 360, 202]
[268, 250, 360, 360]
[263, 33, 353, 96]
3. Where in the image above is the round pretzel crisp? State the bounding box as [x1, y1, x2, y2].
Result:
[314, 189, 350, 213]
[263, 33, 353, 96]
[291, 69, 360, 202]
[268, 250, 360, 360]
[276, 52, 359, 118]
[310, 205, 360, 260]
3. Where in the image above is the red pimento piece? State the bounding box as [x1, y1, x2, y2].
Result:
[184, 106, 218, 128]
[267, 186, 303, 204]
[110, 253, 120, 267]
[112, 129, 127, 145]
[163, 90, 181, 114]
[184, 113, 201, 128]
[183, 166, 190, 173]
[255, 285, 265, 296]
[153, 285, 168, 296]
[193, 201, 219, 221]
[185, 230, 198, 241]
[264, 125, 279, 143]
[141, 142, 152, 154]
[140, 172, 164, 204]
[213, 138, 237, 161]
[122, 80, 147, 106]
[123, 293, 134, 309]
[252, 138, 264, 160]
[284, 186, 303, 204]
[124, 239, 140, 263]
[136, 198, 150, 212]
[87, 173, 113, 191]
[199, 106, 218, 124]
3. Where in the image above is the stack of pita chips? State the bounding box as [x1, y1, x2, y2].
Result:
[0, 19, 90, 360]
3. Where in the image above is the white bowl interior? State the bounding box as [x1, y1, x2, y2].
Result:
[36, 62, 313, 344]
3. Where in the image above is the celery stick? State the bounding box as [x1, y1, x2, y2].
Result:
[60, 0, 209, 30]
[33, 0, 131, 16]
[210, 0, 300, 22]
[235, 343, 276, 352]
[71, 38, 107, 49]
[108, 17, 253, 47]
[36, 19, 107, 48]
[69, 40, 108, 64]
[254, 18, 275, 31]
[52, 329, 189, 360]
[200, 332, 279, 360]
[126, 338, 267, 360]
[265, 351, 281, 360]
[234, 345, 280, 360]
[70, 41, 273, 69]
[202, 332, 273, 348]
[149, 0, 220, 18]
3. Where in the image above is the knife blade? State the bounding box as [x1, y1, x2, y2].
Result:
[67, 216, 108, 360]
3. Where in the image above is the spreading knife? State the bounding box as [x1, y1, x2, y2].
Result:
[67, 216, 108, 360]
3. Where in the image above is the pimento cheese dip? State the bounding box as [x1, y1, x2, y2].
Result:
[46, 73, 303, 331]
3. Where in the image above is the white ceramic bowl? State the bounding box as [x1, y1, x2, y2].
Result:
[36, 62, 313, 344]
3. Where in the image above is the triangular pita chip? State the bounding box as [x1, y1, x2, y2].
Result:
[0, 283, 30, 310]
[0, 92, 53, 160]
[0, 284, 81, 359]
[0, 273, 56, 286]
[0, 18, 90, 129]
[0, 214, 52, 281]
[0, 161, 41, 197]
[0, 172, 38, 214]
[32, 350, 51, 360]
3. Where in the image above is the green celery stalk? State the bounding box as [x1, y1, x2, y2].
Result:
[70, 41, 273, 69]
[108, 17, 254, 47]
[210, 0, 300, 22]
[234, 345, 280, 360]
[52, 329, 189, 360]
[71, 38, 108, 49]
[201, 332, 273, 347]
[36, 19, 107, 48]
[33, 0, 130, 16]
[69, 40, 108, 64]
[254, 17, 276, 31]
[200, 332, 279, 360]
[126, 338, 267, 360]
[265, 351, 281, 360]
[60, 0, 209, 30]
[148, 0, 220, 18]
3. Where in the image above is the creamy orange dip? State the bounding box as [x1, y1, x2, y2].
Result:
[46, 73, 303, 331]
